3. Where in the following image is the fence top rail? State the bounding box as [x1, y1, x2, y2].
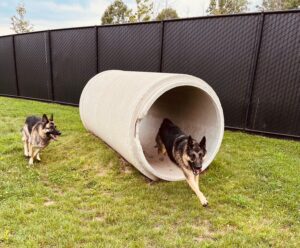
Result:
[0, 9, 299, 38]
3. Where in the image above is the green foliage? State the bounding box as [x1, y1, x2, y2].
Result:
[131, 0, 154, 22]
[10, 2, 34, 34]
[0, 96, 300, 247]
[257, 0, 300, 11]
[101, 0, 132, 25]
[101, 0, 153, 24]
[156, 7, 179, 21]
[207, 0, 249, 15]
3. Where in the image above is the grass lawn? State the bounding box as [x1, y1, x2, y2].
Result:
[0, 96, 299, 247]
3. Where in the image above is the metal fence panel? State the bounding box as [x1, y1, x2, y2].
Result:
[51, 28, 97, 104]
[14, 32, 51, 99]
[162, 15, 261, 128]
[247, 13, 300, 136]
[0, 36, 17, 95]
[98, 23, 161, 72]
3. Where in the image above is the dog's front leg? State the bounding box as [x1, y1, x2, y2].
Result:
[29, 147, 34, 165]
[155, 133, 167, 160]
[28, 144, 33, 165]
[22, 128, 30, 157]
[36, 152, 41, 161]
[185, 170, 208, 207]
[28, 143, 32, 157]
[23, 140, 29, 157]
[29, 148, 39, 165]
[194, 175, 208, 207]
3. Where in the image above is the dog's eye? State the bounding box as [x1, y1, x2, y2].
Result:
[191, 154, 196, 161]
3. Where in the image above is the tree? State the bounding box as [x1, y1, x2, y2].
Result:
[131, 0, 154, 22]
[257, 0, 299, 11]
[207, 0, 249, 15]
[156, 7, 179, 21]
[101, 0, 132, 25]
[101, 0, 155, 24]
[10, 2, 34, 33]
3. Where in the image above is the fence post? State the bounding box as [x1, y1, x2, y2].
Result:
[95, 26, 99, 73]
[244, 12, 265, 129]
[47, 30, 55, 101]
[12, 35, 20, 96]
[159, 21, 165, 72]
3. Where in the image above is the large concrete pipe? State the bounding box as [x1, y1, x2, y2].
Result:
[79, 70, 224, 181]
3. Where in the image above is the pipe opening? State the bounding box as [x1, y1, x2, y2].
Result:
[138, 86, 222, 181]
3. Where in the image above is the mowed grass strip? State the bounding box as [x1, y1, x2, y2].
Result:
[0, 96, 299, 247]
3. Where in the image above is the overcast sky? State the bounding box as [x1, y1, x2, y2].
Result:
[0, 0, 260, 36]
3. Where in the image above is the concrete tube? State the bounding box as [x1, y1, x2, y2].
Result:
[79, 70, 224, 181]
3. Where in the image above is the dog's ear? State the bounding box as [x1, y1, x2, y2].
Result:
[199, 136, 206, 149]
[188, 136, 193, 147]
[42, 114, 49, 123]
[50, 114, 53, 121]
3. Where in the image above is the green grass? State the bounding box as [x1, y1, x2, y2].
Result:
[0, 96, 299, 247]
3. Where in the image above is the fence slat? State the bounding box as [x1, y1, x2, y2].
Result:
[0, 36, 18, 96]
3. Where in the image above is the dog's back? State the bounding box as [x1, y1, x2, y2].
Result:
[25, 116, 41, 134]
[22, 116, 41, 141]
[158, 118, 186, 162]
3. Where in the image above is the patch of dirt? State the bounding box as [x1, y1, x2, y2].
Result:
[119, 158, 133, 174]
[192, 220, 237, 243]
[96, 169, 107, 177]
[83, 162, 109, 177]
[44, 199, 55, 206]
[216, 224, 237, 236]
[193, 236, 215, 242]
[93, 215, 105, 222]
[40, 174, 65, 196]
[52, 187, 64, 196]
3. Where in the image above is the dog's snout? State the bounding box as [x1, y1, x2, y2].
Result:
[195, 163, 202, 169]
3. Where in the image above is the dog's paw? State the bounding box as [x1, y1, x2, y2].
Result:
[36, 155, 41, 161]
[29, 158, 34, 165]
[201, 198, 208, 207]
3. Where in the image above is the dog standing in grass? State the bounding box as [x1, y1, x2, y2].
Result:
[156, 118, 208, 206]
[21, 114, 61, 165]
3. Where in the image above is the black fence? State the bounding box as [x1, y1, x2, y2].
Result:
[0, 11, 299, 139]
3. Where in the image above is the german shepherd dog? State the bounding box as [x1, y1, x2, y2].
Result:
[156, 118, 208, 206]
[21, 114, 61, 165]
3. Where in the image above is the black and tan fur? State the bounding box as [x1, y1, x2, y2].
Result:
[156, 118, 208, 206]
[21, 114, 61, 165]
